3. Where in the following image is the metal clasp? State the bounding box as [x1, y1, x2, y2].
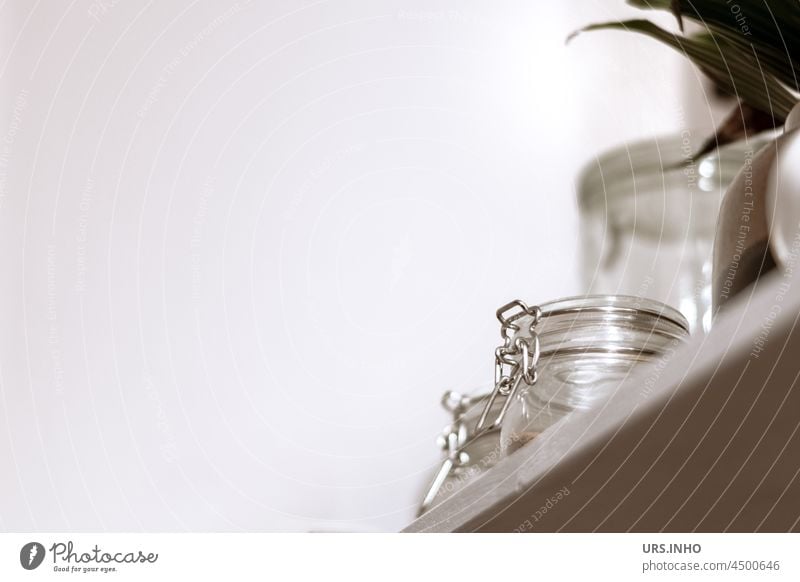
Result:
[417, 299, 543, 516]
[476, 301, 541, 433]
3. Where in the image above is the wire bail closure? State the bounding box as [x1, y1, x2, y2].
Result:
[417, 299, 542, 516]
[475, 300, 541, 433]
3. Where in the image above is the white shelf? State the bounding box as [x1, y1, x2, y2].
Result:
[404, 269, 800, 532]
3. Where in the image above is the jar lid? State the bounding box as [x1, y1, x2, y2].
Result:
[540, 294, 688, 329]
[535, 294, 689, 356]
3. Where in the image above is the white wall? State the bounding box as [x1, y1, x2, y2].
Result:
[0, 0, 712, 531]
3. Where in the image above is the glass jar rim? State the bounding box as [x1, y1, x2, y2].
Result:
[576, 133, 763, 209]
[538, 294, 690, 335]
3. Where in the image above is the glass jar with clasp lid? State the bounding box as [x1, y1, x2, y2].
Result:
[418, 295, 689, 514]
[498, 295, 689, 454]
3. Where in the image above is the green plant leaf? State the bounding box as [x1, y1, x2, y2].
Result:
[570, 19, 796, 121]
[627, 0, 800, 89]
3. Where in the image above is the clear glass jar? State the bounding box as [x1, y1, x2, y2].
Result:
[500, 295, 689, 455]
[578, 135, 755, 333]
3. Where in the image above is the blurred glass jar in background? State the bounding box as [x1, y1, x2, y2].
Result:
[578, 135, 755, 333]
[500, 295, 689, 454]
